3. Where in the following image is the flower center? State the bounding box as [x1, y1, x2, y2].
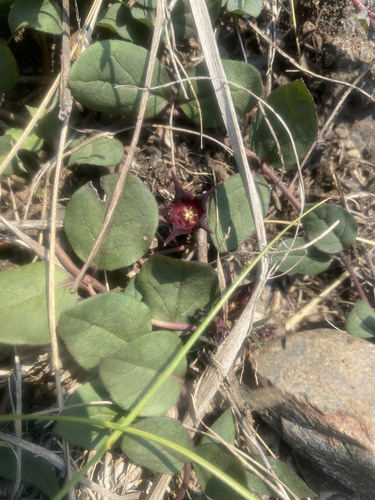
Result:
[183, 208, 197, 222]
[228, 301, 238, 313]
[171, 200, 202, 229]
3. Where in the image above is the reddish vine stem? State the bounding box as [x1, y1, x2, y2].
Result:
[53, 241, 107, 294]
[260, 160, 302, 211]
[339, 252, 368, 302]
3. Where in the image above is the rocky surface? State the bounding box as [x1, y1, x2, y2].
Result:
[249, 329, 375, 497]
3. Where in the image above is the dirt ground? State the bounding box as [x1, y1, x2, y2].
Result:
[0, 0, 374, 498]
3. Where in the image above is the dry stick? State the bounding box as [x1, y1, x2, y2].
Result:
[260, 161, 302, 211]
[48, 0, 75, 496]
[0, 216, 104, 294]
[185, 0, 269, 394]
[0, 216, 51, 262]
[264, 0, 278, 96]
[10, 351, 22, 500]
[174, 463, 192, 500]
[47, 0, 72, 411]
[339, 252, 367, 301]
[285, 271, 350, 332]
[151, 318, 197, 331]
[71, 1, 166, 292]
[54, 241, 107, 293]
[0, 219, 64, 230]
[150, 0, 272, 493]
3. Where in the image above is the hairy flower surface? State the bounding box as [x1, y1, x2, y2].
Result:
[160, 169, 219, 246]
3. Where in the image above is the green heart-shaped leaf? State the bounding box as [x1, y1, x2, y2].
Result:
[201, 409, 235, 446]
[245, 456, 315, 497]
[346, 301, 375, 338]
[171, 0, 222, 40]
[0, 134, 20, 175]
[136, 256, 219, 323]
[64, 173, 159, 270]
[99, 331, 186, 416]
[0, 262, 76, 345]
[122, 417, 192, 473]
[68, 137, 124, 167]
[97, 3, 149, 44]
[69, 40, 171, 118]
[271, 237, 332, 275]
[303, 203, 357, 254]
[58, 292, 151, 370]
[180, 60, 262, 128]
[250, 80, 317, 168]
[208, 173, 270, 252]
[8, 0, 62, 34]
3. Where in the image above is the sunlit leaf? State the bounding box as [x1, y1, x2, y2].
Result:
[68, 137, 124, 167]
[201, 408, 235, 446]
[245, 456, 315, 497]
[271, 237, 332, 275]
[225, 0, 262, 17]
[346, 301, 375, 338]
[8, 0, 62, 34]
[180, 60, 262, 128]
[303, 203, 357, 254]
[194, 444, 247, 500]
[136, 256, 219, 323]
[122, 417, 192, 473]
[97, 3, 149, 44]
[100, 331, 186, 416]
[55, 380, 124, 449]
[208, 174, 270, 252]
[64, 173, 159, 270]
[69, 40, 171, 118]
[58, 292, 151, 370]
[0, 262, 76, 345]
[250, 81, 317, 168]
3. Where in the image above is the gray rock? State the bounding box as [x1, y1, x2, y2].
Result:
[249, 328, 375, 496]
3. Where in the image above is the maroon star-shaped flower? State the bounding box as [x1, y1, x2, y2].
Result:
[160, 169, 219, 246]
